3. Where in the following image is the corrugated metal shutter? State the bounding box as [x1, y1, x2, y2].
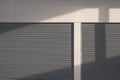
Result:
[82, 23, 120, 80]
[0, 23, 73, 80]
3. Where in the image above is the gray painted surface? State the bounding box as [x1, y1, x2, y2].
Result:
[82, 23, 120, 80]
[0, 23, 73, 80]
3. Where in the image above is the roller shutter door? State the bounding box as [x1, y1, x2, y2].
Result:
[82, 23, 120, 80]
[0, 23, 73, 80]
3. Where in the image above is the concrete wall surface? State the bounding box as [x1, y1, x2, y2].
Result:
[0, 0, 120, 22]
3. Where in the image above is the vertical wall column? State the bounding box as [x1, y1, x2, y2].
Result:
[74, 23, 81, 80]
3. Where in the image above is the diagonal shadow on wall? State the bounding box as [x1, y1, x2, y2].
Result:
[2, 0, 120, 22]
[6, 23, 120, 80]
[82, 23, 120, 80]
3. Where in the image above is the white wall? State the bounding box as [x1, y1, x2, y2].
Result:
[0, 0, 120, 22]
